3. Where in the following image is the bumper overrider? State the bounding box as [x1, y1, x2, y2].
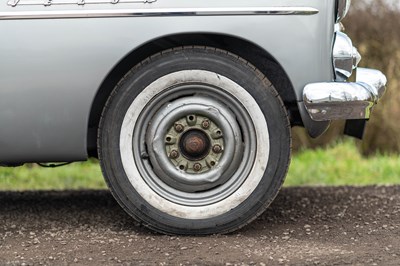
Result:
[303, 32, 387, 121]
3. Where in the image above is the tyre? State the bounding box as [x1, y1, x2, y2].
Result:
[98, 47, 291, 235]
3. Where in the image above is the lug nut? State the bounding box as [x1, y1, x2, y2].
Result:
[193, 163, 202, 172]
[201, 119, 210, 129]
[212, 144, 223, 154]
[169, 150, 179, 159]
[174, 123, 184, 133]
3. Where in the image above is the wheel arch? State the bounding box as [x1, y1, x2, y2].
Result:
[87, 33, 298, 156]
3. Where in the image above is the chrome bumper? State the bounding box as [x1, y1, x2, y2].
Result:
[303, 68, 387, 121]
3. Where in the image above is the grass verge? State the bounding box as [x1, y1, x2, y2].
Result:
[0, 160, 105, 191]
[0, 141, 399, 191]
[285, 140, 400, 186]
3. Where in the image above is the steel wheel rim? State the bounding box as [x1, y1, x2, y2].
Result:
[133, 83, 257, 206]
[132, 83, 257, 207]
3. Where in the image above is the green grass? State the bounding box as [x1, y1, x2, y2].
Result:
[1, 141, 400, 191]
[0, 160, 106, 191]
[285, 140, 400, 186]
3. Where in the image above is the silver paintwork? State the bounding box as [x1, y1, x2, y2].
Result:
[0, 0, 341, 163]
[303, 68, 387, 121]
[0, 7, 319, 20]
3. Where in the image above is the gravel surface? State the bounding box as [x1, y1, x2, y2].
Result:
[0, 186, 400, 265]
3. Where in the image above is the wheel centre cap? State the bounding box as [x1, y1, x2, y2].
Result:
[179, 129, 211, 160]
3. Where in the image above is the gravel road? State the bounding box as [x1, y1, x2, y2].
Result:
[0, 186, 400, 265]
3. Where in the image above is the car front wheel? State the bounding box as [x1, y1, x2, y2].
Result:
[99, 47, 291, 234]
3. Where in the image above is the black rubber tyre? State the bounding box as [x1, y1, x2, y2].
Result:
[98, 46, 291, 235]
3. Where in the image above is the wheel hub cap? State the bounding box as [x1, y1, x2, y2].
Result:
[180, 129, 211, 160]
[145, 95, 247, 194]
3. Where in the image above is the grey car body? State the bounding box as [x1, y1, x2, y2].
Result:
[0, 0, 337, 164]
[0, 0, 387, 234]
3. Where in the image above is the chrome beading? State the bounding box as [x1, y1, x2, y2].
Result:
[0, 7, 319, 20]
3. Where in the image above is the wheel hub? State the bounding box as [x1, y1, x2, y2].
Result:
[165, 114, 224, 175]
[144, 94, 248, 196]
[180, 129, 211, 161]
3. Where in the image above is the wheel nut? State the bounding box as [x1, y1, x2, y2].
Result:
[193, 163, 202, 172]
[174, 123, 184, 133]
[212, 144, 223, 154]
[169, 150, 179, 159]
[201, 120, 210, 129]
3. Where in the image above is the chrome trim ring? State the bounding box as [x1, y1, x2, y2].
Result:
[0, 7, 319, 20]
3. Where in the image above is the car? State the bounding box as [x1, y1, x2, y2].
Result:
[0, 0, 387, 234]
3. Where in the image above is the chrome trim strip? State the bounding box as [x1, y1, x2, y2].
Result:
[7, 0, 157, 7]
[336, 0, 351, 23]
[8, 0, 20, 7]
[303, 68, 387, 121]
[0, 7, 319, 20]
